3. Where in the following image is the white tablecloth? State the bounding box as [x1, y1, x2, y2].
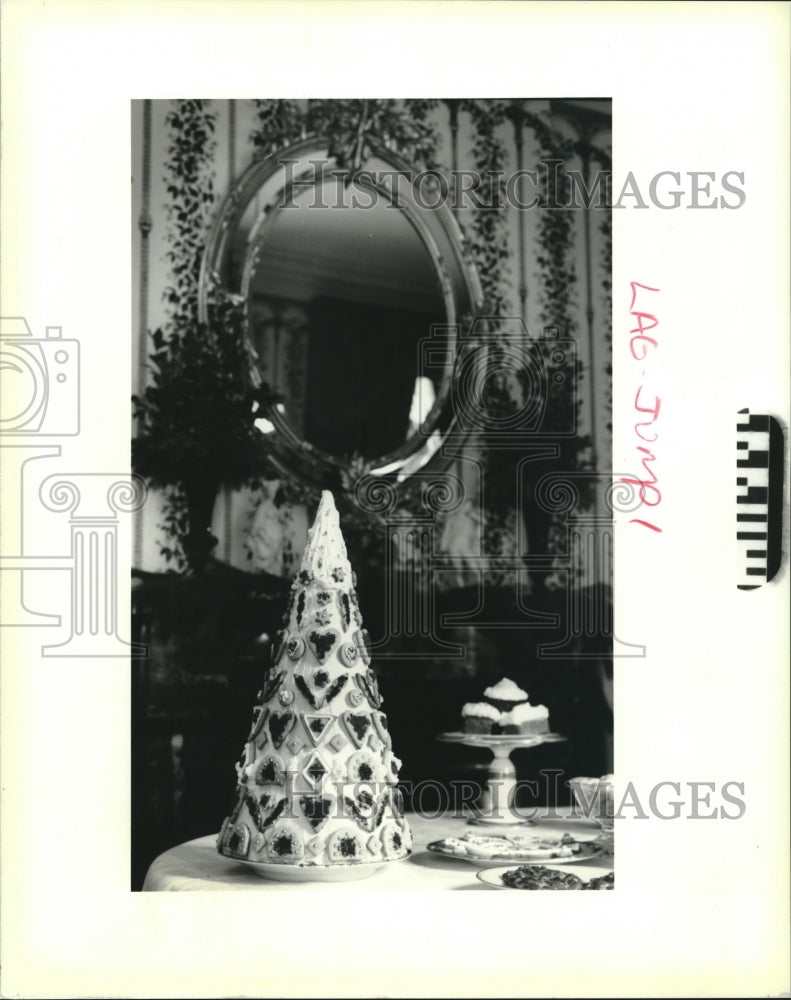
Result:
[142, 809, 612, 891]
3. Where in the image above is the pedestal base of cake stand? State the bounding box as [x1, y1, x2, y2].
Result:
[437, 732, 567, 826]
[471, 738, 530, 825]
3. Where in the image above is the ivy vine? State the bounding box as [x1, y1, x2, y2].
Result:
[306, 99, 441, 169]
[250, 99, 304, 160]
[163, 100, 217, 333]
[515, 110, 595, 578]
[153, 100, 220, 565]
[452, 101, 519, 575]
[521, 110, 578, 335]
[590, 145, 612, 433]
[460, 99, 511, 317]
[134, 99, 271, 571]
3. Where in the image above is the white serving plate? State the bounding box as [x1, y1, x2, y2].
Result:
[477, 864, 613, 889]
[239, 858, 388, 882]
[427, 838, 606, 866]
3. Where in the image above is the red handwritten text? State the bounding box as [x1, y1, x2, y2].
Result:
[623, 282, 662, 532]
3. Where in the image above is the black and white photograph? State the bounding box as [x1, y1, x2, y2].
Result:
[1, 3, 788, 998]
[129, 97, 616, 893]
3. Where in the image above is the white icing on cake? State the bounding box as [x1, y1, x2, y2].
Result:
[572, 773, 614, 788]
[500, 702, 549, 725]
[217, 490, 410, 874]
[298, 490, 353, 586]
[461, 702, 501, 721]
[483, 677, 528, 701]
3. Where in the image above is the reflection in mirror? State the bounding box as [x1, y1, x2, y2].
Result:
[202, 138, 481, 487]
[241, 180, 447, 462]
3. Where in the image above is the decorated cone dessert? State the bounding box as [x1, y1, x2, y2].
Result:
[217, 490, 412, 880]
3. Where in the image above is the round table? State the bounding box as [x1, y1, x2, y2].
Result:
[142, 809, 613, 891]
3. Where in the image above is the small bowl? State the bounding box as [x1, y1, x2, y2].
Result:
[568, 775, 615, 832]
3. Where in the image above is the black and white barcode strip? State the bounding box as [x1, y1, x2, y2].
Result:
[736, 409, 784, 589]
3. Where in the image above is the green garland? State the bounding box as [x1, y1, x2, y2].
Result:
[590, 145, 612, 433]
[521, 110, 578, 335]
[250, 99, 304, 160]
[460, 99, 511, 317]
[400, 99, 442, 171]
[249, 99, 442, 172]
[307, 99, 440, 169]
[158, 100, 219, 566]
[135, 100, 230, 570]
[514, 111, 593, 576]
[163, 100, 218, 332]
[592, 147, 612, 320]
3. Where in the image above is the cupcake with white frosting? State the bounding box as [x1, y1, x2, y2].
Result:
[498, 701, 550, 735]
[461, 701, 501, 734]
[482, 677, 529, 714]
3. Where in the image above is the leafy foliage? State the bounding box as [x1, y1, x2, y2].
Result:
[522, 110, 580, 334]
[461, 99, 511, 317]
[132, 298, 273, 493]
[591, 145, 613, 432]
[250, 99, 304, 160]
[250, 99, 442, 174]
[134, 100, 272, 569]
[307, 99, 441, 169]
[458, 103, 602, 578]
[162, 100, 218, 331]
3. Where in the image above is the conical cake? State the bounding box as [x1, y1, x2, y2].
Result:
[217, 490, 412, 879]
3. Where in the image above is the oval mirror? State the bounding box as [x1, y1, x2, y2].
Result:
[200, 137, 482, 488]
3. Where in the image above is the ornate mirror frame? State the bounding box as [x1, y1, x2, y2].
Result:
[199, 136, 482, 489]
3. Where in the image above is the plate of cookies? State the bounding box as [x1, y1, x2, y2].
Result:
[477, 864, 614, 890]
[426, 831, 606, 865]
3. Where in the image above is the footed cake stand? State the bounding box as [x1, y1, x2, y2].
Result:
[437, 731, 567, 826]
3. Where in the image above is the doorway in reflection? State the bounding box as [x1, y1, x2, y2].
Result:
[244, 178, 447, 461]
[306, 295, 437, 459]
